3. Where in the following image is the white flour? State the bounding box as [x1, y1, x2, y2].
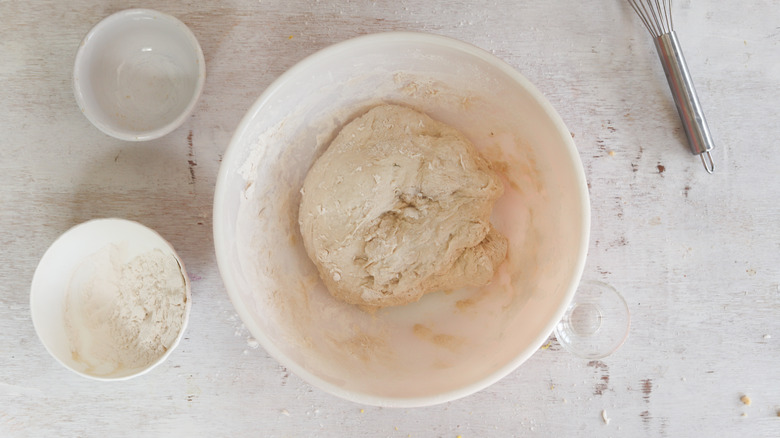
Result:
[64, 245, 187, 376]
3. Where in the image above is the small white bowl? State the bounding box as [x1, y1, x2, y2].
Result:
[30, 219, 192, 380]
[73, 9, 205, 141]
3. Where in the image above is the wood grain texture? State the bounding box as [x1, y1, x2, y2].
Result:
[1, 0, 778, 436]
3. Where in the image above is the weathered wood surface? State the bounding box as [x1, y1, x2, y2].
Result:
[1, 1, 778, 436]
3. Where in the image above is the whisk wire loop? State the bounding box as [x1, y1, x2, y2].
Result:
[628, 0, 673, 37]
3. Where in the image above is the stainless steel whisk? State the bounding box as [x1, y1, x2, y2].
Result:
[628, 0, 715, 173]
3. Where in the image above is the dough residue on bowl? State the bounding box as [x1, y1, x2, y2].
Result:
[298, 104, 507, 309]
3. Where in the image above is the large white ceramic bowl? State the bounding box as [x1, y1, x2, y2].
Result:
[214, 32, 589, 407]
[73, 9, 205, 141]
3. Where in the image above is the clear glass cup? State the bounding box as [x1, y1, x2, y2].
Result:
[554, 280, 630, 359]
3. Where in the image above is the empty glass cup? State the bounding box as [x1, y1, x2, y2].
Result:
[554, 280, 630, 359]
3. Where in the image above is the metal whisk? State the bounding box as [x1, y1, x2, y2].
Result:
[628, 0, 715, 173]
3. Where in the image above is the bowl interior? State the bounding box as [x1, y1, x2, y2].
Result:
[73, 9, 205, 140]
[30, 218, 191, 380]
[215, 33, 589, 406]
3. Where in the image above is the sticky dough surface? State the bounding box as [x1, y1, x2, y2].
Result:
[299, 104, 507, 308]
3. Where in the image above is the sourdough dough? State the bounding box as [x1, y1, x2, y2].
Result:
[299, 104, 507, 308]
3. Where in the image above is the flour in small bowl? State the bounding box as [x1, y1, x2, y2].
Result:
[64, 244, 188, 376]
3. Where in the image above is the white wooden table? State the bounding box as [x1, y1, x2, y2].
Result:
[2, 1, 778, 436]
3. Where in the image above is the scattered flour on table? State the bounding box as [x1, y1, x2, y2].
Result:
[64, 245, 188, 375]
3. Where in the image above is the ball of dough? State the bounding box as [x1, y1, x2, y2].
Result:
[299, 104, 507, 308]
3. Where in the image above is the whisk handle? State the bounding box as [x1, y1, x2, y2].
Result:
[654, 31, 715, 173]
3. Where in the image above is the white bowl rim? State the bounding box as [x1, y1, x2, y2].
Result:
[214, 31, 590, 407]
[72, 8, 206, 142]
[30, 218, 193, 381]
